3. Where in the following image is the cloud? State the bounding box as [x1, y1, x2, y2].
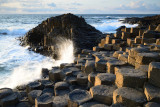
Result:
[117, 0, 160, 12]
[71, 2, 82, 6]
[0, 0, 160, 14]
[48, 3, 56, 7]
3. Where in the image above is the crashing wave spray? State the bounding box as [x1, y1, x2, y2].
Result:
[54, 38, 75, 65]
[0, 38, 75, 89]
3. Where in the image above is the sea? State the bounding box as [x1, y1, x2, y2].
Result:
[0, 14, 155, 88]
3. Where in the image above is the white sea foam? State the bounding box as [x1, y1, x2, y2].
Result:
[92, 19, 138, 33]
[0, 28, 28, 35]
[0, 37, 74, 88]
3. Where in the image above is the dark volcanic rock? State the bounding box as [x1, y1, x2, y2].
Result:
[20, 13, 103, 59]
[122, 15, 160, 27]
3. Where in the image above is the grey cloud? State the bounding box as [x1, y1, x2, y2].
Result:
[22, 7, 65, 13]
[116, 1, 160, 12]
[48, 3, 56, 7]
[71, 2, 82, 6]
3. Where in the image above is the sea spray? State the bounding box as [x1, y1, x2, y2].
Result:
[0, 38, 74, 89]
[55, 38, 75, 64]
[92, 19, 138, 33]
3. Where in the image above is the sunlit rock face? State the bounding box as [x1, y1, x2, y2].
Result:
[20, 13, 103, 59]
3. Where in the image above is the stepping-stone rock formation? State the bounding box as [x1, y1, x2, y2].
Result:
[90, 85, 116, 105]
[0, 88, 18, 107]
[113, 87, 147, 107]
[1, 14, 160, 107]
[94, 73, 116, 86]
[144, 83, 160, 103]
[115, 68, 147, 88]
[148, 62, 160, 88]
[68, 89, 92, 107]
[35, 93, 53, 107]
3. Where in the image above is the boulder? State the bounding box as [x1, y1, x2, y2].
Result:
[79, 100, 108, 107]
[90, 85, 116, 105]
[77, 73, 88, 86]
[68, 89, 92, 107]
[112, 39, 121, 44]
[0, 92, 19, 107]
[129, 47, 149, 58]
[107, 60, 126, 73]
[148, 62, 160, 87]
[89, 104, 109, 107]
[121, 32, 130, 40]
[52, 95, 68, 107]
[88, 72, 98, 87]
[64, 76, 77, 85]
[69, 85, 88, 91]
[35, 93, 53, 107]
[54, 89, 70, 96]
[42, 88, 54, 95]
[40, 80, 53, 88]
[93, 46, 104, 52]
[94, 73, 116, 86]
[144, 83, 160, 103]
[54, 82, 70, 90]
[16, 91, 27, 102]
[16, 102, 32, 107]
[104, 44, 113, 51]
[113, 51, 124, 58]
[127, 38, 134, 46]
[148, 25, 157, 30]
[84, 61, 96, 74]
[125, 28, 131, 33]
[142, 38, 156, 44]
[118, 54, 128, 63]
[0, 88, 13, 99]
[128, 55, 136, 66]
[49, 69, 61, 82]
[105, 35, 115, 44]
[95, 60, 107, 73]
[41, 68, 49, 78]
[115, 68, 147, 88]
[26, 81, 41, 93]
[130, 27, 140, 36]
[144, 102, 160, 107]
[155, 24, 160, 32]
[110, 103, 126, 107]
[142, 30, 157, 38]
[28, 90, 42, 104]
[134, 38, 142, 44]
[113, 87, 147, 107]
[114, 65, 134, 74]
[136, 52, 160, 64]
[81, 49, 93, 55]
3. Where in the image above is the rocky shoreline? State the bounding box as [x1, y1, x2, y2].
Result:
[0, 14, 160, 107]
[19, 13, 103, 59]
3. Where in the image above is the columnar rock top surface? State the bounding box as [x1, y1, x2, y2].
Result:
[1, 14, 160, 107]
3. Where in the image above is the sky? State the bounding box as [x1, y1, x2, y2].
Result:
[0, 0, 160, 14]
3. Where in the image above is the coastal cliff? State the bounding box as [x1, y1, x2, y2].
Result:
[20, 13, 103, 59]
[122, 15, 160, 26]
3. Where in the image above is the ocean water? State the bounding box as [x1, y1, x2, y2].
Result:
[0, 14, 155, 88]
